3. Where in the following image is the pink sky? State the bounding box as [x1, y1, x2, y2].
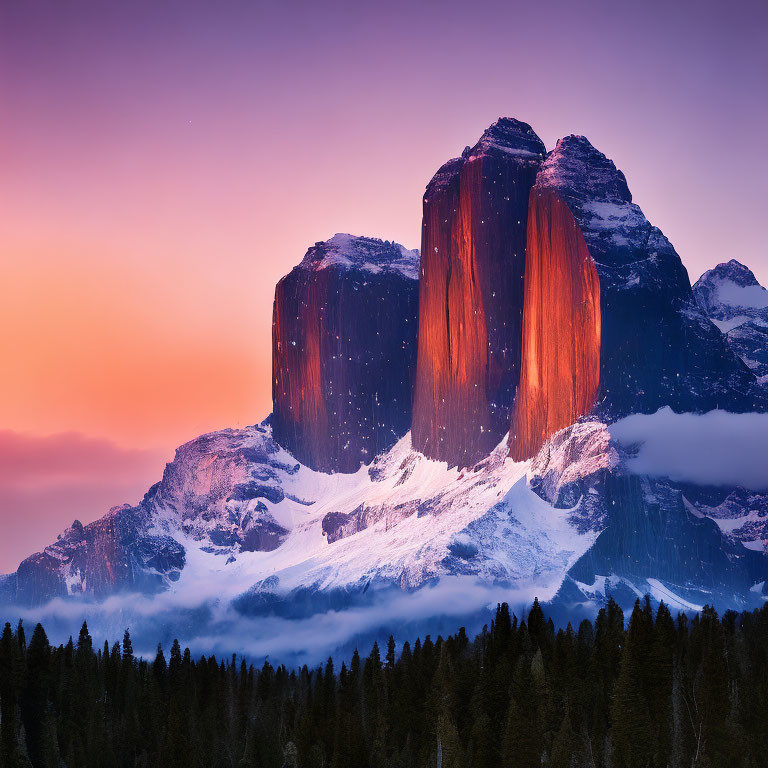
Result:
[1, 0, 766, 571]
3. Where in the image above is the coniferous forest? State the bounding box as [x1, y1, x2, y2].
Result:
[1, 598, 768, 768]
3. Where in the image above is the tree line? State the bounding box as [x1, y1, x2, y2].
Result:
[1, 596, 767, 768]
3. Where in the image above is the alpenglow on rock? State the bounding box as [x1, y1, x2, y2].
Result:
[412, 118, 546, 467]
[510, 136, 764, 460]
[693, 260, 768, 387]
[0, 505, 185, 607]
[272, 234, 420, 473]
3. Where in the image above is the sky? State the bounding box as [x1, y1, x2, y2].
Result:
[0, 0, 766, 572]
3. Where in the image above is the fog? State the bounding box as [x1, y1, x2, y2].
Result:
[0, 576, 559, 668]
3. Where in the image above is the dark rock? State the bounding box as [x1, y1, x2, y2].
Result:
[272, 234, 419, 473]
[228, 482, 285, 504]
[565, 472, 767, 604]
[240, 519, 288, 553]
[321, 501, 418, 544]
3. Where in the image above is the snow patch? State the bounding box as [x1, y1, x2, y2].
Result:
[645, 578, 704, 612]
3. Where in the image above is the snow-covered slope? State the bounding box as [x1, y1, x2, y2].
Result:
[3, 413, 768, 664]
[2, 421, 602, 609]
[145, 423, 605, 606]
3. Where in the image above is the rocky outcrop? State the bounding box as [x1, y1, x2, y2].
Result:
[562, 468, 768, 610]
[510, 136, 765, 459]
[2, 506, 185, 607]
[148, 425, 296, 551]
[412, 118, 545, 466]
[525, 421, 768, 612]
[693, 260, 768, 386]
[322, 500, 419, 544]
[1, 424, 305, 605]
[272, 234, 419, 473]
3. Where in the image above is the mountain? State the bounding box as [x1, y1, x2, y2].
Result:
[0, 420, 598, 609]
[0, 503, 185, 607]
[272, 234, 419, 472]
[510, 136, 765, 460]
[548, 416, 768, 612]
[2, 118, 767, 661]
[412, 118, 546, 467]
[693, 259, 768, 386]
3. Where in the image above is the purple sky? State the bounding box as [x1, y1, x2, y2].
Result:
[0, 0, 766, 571]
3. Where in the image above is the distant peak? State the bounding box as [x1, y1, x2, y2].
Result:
[694, 258, 768, 316]
[298, 234, 420, 280]
[536, 135, 631, 203]
[698, 259, 761, 289]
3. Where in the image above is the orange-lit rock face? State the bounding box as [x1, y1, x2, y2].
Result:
[509, 188, 601, 460]
[272, 276, 330, 467]
[412, 119, 545, 467]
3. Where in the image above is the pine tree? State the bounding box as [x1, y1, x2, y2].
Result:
[697, 606, 732, 766]
[648, 602, 675, 767]
[20, 624, 52, 768]
[502, 653, 542, 767]
[610, 601, 652, 768]
[549, 707, 577, 768]
[0, 622, 22, 768]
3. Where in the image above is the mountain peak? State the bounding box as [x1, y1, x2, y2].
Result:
[469, 116, 546, 159]
[424, 119, 544, 199]
[693, 259, 768, 383]
[414, 117, 545, 465]
[697, 259, 761, 289]
[298, 233, 419, 280]
[536, 135, 631, 204]
[693, 258, 768, 333]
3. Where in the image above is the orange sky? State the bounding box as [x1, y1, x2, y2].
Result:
[1, 0, 766, 570]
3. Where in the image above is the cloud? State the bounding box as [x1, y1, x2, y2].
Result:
[0, 430, 160, 488]
[0, 431, 162, 573]
[1, 576, 546, 668]
[609, 408, 768, 490]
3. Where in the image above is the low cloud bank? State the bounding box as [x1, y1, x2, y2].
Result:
[609, 408, 768, 490]
[0, 430, 160, 487]
[0, 577, 549, 667]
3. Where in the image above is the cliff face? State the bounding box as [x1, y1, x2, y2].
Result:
[412, 118, 545, 466]
[510, 136, 765, 459]
[510, 187, 602, 459]
[272, 234, 419, 473]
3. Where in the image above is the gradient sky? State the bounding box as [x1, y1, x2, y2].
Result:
[1, 0, 766, 571]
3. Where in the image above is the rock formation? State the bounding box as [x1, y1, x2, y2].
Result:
[1, 506, 185, 607]
[412, 118, 545, 467]
[5, 119, 768, 625]
[510, 136, 764, 459]
[272, 234, 419, 472]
